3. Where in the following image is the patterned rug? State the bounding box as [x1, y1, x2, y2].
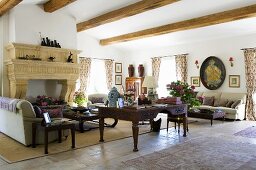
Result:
[121, 137, 256, 170]
[234, 126, 256, 138]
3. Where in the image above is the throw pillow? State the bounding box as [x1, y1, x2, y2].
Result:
[39, 105, 63, 118]
[203, 96, 214, 106]
[33, 105, 42, 117]
[213, 99, 219, 107]
[226, 100, 234, 108]
[231, 100, 242, 108]
[218, 99, 228, 107]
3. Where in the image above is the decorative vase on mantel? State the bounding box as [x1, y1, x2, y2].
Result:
[138, 64, 144, 77]
[128, 64, 134, 77]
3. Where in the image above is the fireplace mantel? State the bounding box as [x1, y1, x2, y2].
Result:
[5, 43, 81, 102]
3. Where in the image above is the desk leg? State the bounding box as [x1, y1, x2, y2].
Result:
[79, 120, 84, 133]
[132, 121, 139, 152]
[58, 129, 62, 143]
[99, 118, 104, 142]
[32, 123, 36, 148]
[183, 116, 187, 137]
[71, 126, 75, 148]
[45, 128, 48, 154]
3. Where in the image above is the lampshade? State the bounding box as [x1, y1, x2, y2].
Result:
[142, 76, 158, 88]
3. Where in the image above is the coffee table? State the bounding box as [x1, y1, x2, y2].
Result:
[63, 109, 118, 132]
[188, 108, 225, 126]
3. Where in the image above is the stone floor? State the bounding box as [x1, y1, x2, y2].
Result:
[0, 115, 256, 170]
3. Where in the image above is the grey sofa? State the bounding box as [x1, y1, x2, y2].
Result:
[193, 92, 246, 120]
[87, 93, 108, 108]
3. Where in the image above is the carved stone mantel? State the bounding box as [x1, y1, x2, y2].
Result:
[5, 43, 81, 102]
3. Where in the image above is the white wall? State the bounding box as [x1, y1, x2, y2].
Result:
[77, 32, 126, 92]
[2, 4, 78, 98]
[10, 5, 77, 49]
[121, 34, 256, 93]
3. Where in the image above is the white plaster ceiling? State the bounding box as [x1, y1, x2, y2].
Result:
[20, 0, 256, 50]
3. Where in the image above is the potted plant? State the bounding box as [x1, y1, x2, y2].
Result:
[166, 81, 201, 108]
[73, 91, 87, 107]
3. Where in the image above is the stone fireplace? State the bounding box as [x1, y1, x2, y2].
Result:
[5, 43, 81, 102]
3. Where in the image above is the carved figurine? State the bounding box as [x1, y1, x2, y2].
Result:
[48, 56, 55, 62]
[67, 52, 73, 63]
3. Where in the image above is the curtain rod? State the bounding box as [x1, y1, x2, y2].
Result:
[79, 57, 114, 61]
[151, 53, 189, 59]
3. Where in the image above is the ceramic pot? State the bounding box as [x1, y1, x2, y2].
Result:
[128, 64, 134, 77]
[138, 64, 144, 77]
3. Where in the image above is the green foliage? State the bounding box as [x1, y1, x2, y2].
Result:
[73, 91, 87, 106]
[166, 81, 201, 107]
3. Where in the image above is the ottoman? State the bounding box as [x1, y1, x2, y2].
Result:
[188, 109, 225, 126]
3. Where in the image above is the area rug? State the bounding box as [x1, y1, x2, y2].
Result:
[234, 126, 256, 138]
[121, 137, 256, 170]
[0, 119, 155, 163]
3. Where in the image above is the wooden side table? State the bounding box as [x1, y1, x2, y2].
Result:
[32, 121, 75, 154]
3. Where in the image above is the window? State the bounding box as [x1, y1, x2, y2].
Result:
[157, 57, 177, 98]
[87, 60, 108, 94]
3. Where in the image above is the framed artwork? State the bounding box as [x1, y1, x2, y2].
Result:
[200, 56, 226, 90]
[191, 77, 200, 87]
[115, 63, 122, 73]
[229, 75, 240, 88]
[115, 75, 122, 85]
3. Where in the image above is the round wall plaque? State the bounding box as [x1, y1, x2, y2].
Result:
[200, 56, 226, 90]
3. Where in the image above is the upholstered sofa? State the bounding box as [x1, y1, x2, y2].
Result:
[87, 93, 108, 108]
[193, 92, 246, 120]
[0, 97, 68, 146]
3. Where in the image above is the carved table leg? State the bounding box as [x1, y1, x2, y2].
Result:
[183, 116, 187, 137]
[99, 117, 104, 142]
[132, 121, 139, 152]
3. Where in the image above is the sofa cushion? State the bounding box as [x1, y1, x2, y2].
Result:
[203, 97, 214, 106]
[226, 100, 234, 108]
[216, 107, 237, 114]
[90, 97, 104, 104]
[231, 100, 242, 109]
[194, 105, 213, 110]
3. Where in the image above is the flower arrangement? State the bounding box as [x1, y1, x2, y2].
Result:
[166, 81, 201, 107]
[36, 95, 64, 106]
[73, 91, 87, 107]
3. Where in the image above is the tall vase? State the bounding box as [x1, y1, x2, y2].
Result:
[138, 64, 144, 77]
[128, 64, 134, 77]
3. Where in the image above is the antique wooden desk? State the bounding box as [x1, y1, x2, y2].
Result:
[98, 104, 187, 152]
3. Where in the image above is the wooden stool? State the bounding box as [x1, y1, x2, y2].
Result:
[167, 113, 188, 133]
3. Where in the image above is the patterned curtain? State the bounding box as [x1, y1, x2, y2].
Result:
[175, 54, 188, 83]
[243, 49, 256, 120]
[152, 57, 161, 83]
[105, 59, 113, 90]
[79, 57, 92, 93]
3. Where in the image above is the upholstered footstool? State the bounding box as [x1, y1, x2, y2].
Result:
[188, 109, 225, 126]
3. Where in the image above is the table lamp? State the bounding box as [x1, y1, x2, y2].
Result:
[142, 76, 158, 100]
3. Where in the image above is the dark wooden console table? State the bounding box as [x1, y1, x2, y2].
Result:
[98, 104, 187, 152]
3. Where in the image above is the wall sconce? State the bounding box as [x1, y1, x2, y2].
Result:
[229, 57, 234, 67]
[195, 60, 199, 69]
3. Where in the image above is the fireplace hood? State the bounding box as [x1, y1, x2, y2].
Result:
[5, 43, 81, 102]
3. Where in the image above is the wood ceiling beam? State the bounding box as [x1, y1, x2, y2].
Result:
[77, 0, 180, 32]
[100, 4, 256, 45]
[0, 0, 22, 16]
[44, 0, 77, 13]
